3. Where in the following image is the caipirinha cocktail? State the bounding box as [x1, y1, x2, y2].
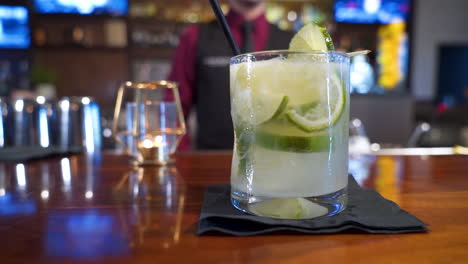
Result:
[230, 23, 350, 219]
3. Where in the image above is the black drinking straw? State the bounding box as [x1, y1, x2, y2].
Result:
[208, 0, 241, 56]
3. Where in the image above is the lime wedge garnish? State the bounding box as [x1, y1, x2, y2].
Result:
[289, 23, 334, 51]
[285, 75, 345, 132]
[235, 64, 289, 124]
[255, 131, 331, 153]
[286, 23, 345, 132]
[232, 22, 346, 154]
[267, 96, 289, 122]
[255, 129, 331, 153]
[234, 61, 318, 124]
[255, 118, 334, 152]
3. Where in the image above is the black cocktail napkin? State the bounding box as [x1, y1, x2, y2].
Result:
[198, 175, 428, 236]
[0, 146, 83, 162]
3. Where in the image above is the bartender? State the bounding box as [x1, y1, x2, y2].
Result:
[168, 0, 294, 150]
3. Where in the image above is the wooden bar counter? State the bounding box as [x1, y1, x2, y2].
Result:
[0, 152, 467, 263]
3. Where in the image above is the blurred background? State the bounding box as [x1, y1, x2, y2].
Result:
[0, 0, 466, 149]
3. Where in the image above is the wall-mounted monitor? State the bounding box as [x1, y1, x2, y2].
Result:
[34, 0, 128, 16]
[437, 45, 468, 106]
[0, 5, 30, 49]
[334, 0, 410, 24]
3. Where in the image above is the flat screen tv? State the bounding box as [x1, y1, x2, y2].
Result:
[437, 45, 468, 106]
[0, 5, 30, 49]
[34, 0, 128, 16]
[334, 0, 410, 24]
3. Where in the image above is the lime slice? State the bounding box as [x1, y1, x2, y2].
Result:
[286, 22, 345, 132]
[289, 22, 335, 51]
[286, 74, 345, 132]
[267, 96, 289, 122]
[293, 101, 320, 114]
[235, 64, 288, 124]
[255, 118, 335, 153]
[234, 61, 318, 124]
[255, 130, 331, 153]
[249, 198, 328, 219]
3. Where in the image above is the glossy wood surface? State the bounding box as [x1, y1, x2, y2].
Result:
[0, 152, 468, 263]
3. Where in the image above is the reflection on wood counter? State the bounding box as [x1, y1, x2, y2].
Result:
[0, 152, 467, 263]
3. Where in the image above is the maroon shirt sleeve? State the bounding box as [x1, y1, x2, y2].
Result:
[168, 25, 199, 117]
[168, 25, 199, 151]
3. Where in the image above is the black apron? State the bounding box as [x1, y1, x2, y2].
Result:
[194, 21, 294, 150]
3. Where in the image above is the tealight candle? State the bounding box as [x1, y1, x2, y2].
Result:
[112, 81, 186, 167]
[137, 136, 170, 165]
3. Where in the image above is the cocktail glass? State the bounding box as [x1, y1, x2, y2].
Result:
[230, 50, 350, 219]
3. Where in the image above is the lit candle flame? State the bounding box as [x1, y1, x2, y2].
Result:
[142, 139, 154, 149]
[141, 136, 164, 149]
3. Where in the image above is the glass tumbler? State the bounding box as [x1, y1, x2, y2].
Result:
[9, 98, 37, 147]
[230, 50, 350, 219]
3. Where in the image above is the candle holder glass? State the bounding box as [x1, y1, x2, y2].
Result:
[112, 81, 186, 166]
